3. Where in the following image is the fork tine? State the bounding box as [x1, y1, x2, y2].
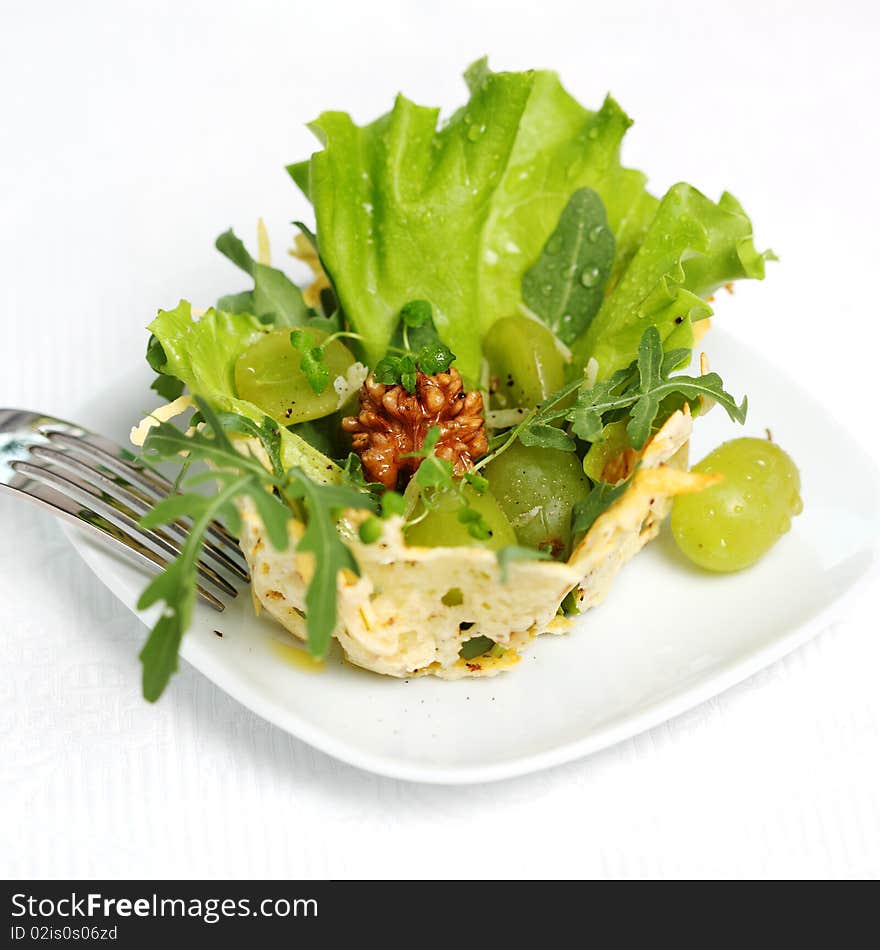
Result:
[12, 460, 240, 600]
[28, 444, 250, 582]
[0, 475, 225, 611]
[46, 429, 247, 563]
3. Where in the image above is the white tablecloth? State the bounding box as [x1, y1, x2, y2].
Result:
[2, 0, 878, 879]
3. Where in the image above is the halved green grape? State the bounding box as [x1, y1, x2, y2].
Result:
[234, 327, 355, 424]
[671, 437, 802, 572]
[582, 419, 631, 482]
[483, 441, 591, 556]
[404, 484, 516, 552]
[483, 315, 565, 409]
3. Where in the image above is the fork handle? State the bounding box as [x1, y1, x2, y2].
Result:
[0, 480, 225, 611]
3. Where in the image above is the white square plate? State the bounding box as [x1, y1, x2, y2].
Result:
[62, 328, 880, 783]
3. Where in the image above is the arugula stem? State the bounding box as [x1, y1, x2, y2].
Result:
[474, 376, 584, 471]
[473, 408, 537, 471]
[322, 330, 365, 349]
[402, 504, 432, 529]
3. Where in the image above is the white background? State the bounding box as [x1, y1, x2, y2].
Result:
[2, 0, 879, 879]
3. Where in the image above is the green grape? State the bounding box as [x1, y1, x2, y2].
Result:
[404, 484, 516, 552]
[234, 327, 355, 424]
[483, 316, 565, 409]
[582, 419, 630, 482]
[483, 441, 591, 556]
[671, 437, 802, 572]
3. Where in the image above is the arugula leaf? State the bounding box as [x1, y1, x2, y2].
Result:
[185, 466, 293, 551]
[627, 326, 664, 448]
[519, 423, 576, 453]
[216, 290, 256, 314]
[287, 469, 374, 655]
[137, 397, 375, 698]
[496, 544, 553, 582]
[480, 326, 744, 478]
[571, 478, 632, 536]
[137, 398, 294, 700]
[137, 580, 186, 700]
[215, 229, 309, 327]
[136, 478, 275, 704]
[633, 371, 747, 445]
[566, 367, 636, 442]
[565, 327, 746, 451]
[522, 188, 615, 344]
[474, 375, 583, 470]
[142, 419, 264, 480]
[215, 230, 255, 274]
[214, 411, 285, 478]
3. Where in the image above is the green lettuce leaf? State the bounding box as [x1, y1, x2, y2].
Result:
[294, 59, 656, 382]
[571, 185, 773, 379]
[294, 59, 772, 383]
[148, 301, 340, 482]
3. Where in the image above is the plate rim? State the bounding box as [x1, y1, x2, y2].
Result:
[62, 520, 880, 783]
[58, 328, 880, 784]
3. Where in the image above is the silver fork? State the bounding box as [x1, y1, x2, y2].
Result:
[0, 408, 249, 611]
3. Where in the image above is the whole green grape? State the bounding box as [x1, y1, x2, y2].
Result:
[234, 327, 355, 424]
[404, 484, 516, 552]
[483, 315, 565, 409]
[483, 441, 590, 556]
[671, 437, 802, 572]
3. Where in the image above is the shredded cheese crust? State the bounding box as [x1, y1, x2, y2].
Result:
[238, 408, 715, 679]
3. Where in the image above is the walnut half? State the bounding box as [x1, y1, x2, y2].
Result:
[342, 367, 488, 489]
